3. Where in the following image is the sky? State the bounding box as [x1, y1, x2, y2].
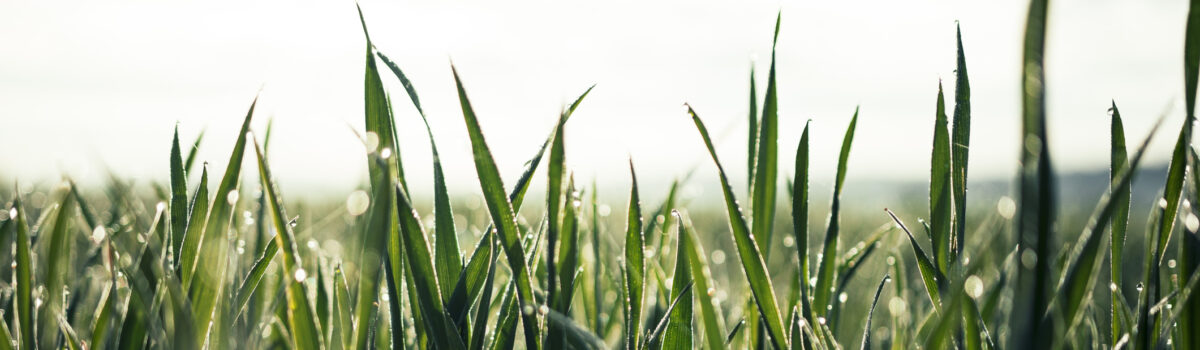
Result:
[0, 0, 1191, 201]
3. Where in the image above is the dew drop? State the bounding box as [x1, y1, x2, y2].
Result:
[964, 275, 984, 298]
[1136, 283, 1144, 293]
[227, 190, 240, 205]
[1110, 282, 1118, 292]
[294, 268, 308, 282]
[346, 190, 370, 216]
[817, 317, 827, 325]
[1169, 259, 1178, 269]
[838, 293, 848, 303]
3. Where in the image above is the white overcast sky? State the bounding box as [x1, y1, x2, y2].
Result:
[0, 0, 1191, 199]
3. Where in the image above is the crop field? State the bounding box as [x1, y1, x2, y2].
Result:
[1, 0, 1200, 349]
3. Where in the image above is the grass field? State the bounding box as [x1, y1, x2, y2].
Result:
[2, 0, 1200, 349]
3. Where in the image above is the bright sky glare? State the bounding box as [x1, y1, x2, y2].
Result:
[0, 0, 1190, 199]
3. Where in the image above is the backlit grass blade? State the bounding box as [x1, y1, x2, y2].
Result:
[813, 108, 859, 317]
[687, 104, 787, 350]
[170, 125, 189, 264]
[38, 185, 76, 349]
[859, 275, 889, 350]
[253, 140, 324, 350]
[641, 282, 693, 350]
[91, 281, 118, 349]
[1010, 0, 1054, 347]
[1109, 101, 1131, 346]
[659, 213, 694, 350]
[332, 265, 353, 350]
[395, 182, 467, 349]
[624, 160, 646, 350]
[178, 164, 209, 283]
[469, 238, 498, 350]
[886, 209, 946, 310]
[551, 178, 582, 348]
[376, 49, 463, 300]
[184, 128, 206, 175]
[1177, 1, 1200, 348]
[747, 64, 758, 194]
[353, 155, 393, 350]
[543, 309, 608, 350]
[12, 195, 34, 350]
[188, 97, 255, 347]
[490, 216, 548, 350]
[750, 12, 782, 260]
[951, 24, 972, 260]
[357, 7, 407, 191]
[453, 65, 541, 350]
[234, 233, 280, 319]
[930, 82, 952, 275]
[1042, 111, 1162, 346]
[545, 108, 569, 348]
[679, 212, 726, 350]
[792, 121, 811, 319]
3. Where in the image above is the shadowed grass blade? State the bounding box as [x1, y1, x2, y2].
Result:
[38, 185, 76, 349]
[170, 126, 188, 264]
[951, 24, 972, 260]
[1176, 1, 1200, 348]
[624, 160, 646, 350]
[688, 105, 787, 350]
[395, 183, 467, 349]
[12, 196, 34, 350]
[1109, 101, 1131, 346]
[659, 212, 694, 350]
[254, 139, 324, 350]
[814, 108, 859, 317]
[859, 275, 889, 350]
[887, 209, 947, 311]
[642, 282, 694, 350]
[177, 164, 209, 283]
[188, 97, 255, 347]
[353, 155, 393, 350]
[453, 65, 541, 350]
[792, 121, 811, 320]
[679, 212, 726, 350]
[1011, 0, 1054, 347]
[930, 83, 952, 274]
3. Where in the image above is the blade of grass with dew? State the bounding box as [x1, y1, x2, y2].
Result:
[680, 212, 727, 350]
[625, 160, 646, 350]
[170, 126, 188, 264]
[552, 178, 582, 349]
[357, 6, 406, 191]
[659, 212, 694, 350]
[490, 216, 548, 350]
[12, 196, 34, 350]
[1177, 2, 1200, 348]
[38, 185, 76, 349]
[930, 82, 953, 275]
[748, 63, 758, 194]
[332, 264, 353, 350]
[793, 121, 811, 320]
[1041, 112, 1162, 347]
[951, 24, 972, 260]
[469, 238, 498, 350]
[184, 128, 206, 175]
[1011, 0, 1054, 347]
[750, 12, 782, 261]
[859, 275, 889, 350]
[589, 182, 603, 334]
[1109, 101, 1131, 346]
[254, 140, 324, 350]
[453, 65, 541, 350]
[353, 155, 393, 350]
[687, 105, 788, 350]
[177, 164, 209, 284]
[188, 97, 254, 347]
[545, 109, 568, 348]
[641, 282, 694, 350]
[814, 108, 859, 318]
[91, 281, 118, 348]
[395, 181, 468, 349]
[887, 209, 946, 311]
[234, 232, 280, 319]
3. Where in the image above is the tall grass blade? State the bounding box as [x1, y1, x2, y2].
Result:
[748, 64, 758, 194]
[679, 212, 726, 350]
[178, 164, 209, 283]
[170, 126, 188, 263]
[687, 105, 788, 350]
[624, 160, 646, 350]
[38, 185, 76, 349]
[12, 195, 34, 350]
[750, 13, 782, 259]
[545, 108, 569, 348]
[395, 182, 468, 349]
[453, 65, 541, 350]
[930, 82, 953, 274]
[641, 282, 693, 350]
[887, 209, 946, 310]
[353, 155, 393, 350]
[1011, 0, 1054, 347]
[813, 108, 859, 316]
[659, 212, 694, 350]
[1109, 101, 1132, 346]
[859, 275, 889, 350]
[951, 24, 972, 260]
[792, 121, 811, 320]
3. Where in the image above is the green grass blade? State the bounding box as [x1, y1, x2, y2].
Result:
[332, 265, 353, 350]
[453, 65, 541, 350]
[660, 213, 694, 350]
[750, 13, 781, 261]
[930, 82, 952, 275]
[687, 104, 787, 350]
[748, 64, 758, 194]
[886, 209, 946, 310]
[545, 109, 569, 348]
[813, 108, 859, 317]
[624, 160, 646, 350]
[859, 275, 889, 350]
[38, 185, 76, 349]
[353, 155, 393, 350]
[792, 121, 811, 320]
[91, 281, 118, 349]
[469, 239, 498, 350]
[552, 178, 582, 348]
[234, 233, 280, 319]
[12, 196, 34, 350]
[178, 164, 209, 284]
[951, 24, 972, 260]
[253, 140, 324, 350]
[357, 8, 407, 192]
[395, 182, 467, 349]
[188, 97, 255, 347]
[170, 125, 189, 264]
[679, 212, 726, 350]
[641, 282, 694, 350]
[184, 128, 206, 175]
[1011, 0, 1053, 347]
[1109, 101, 1131, 346]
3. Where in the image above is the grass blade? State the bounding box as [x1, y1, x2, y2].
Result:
[859, 274, 889, 350]
[659, 212, 694, 350]
[641, 282, 694, 350]
[951, 24, 972, 260]
[253, 139, 324, 350]
[38, 185, 77, 349]
[177, 164, 209, 283]
[930, 82, 952, 274]
[552, 178, 582, 347]
[353, 155, 393, 350]
[679, 212, 726, 350]
[545, 108, 569, 348]
[1110, 101, 1131, 346]
[813, 108, 859, 316]
[792, 121, 811, 320]
[170, 125, 188, 264]
[1010, 0, 1054, 347]
[887, 209, 946, 310]
[395, 183, 468, 349]
[750, 13, 782, 260]
[624, 160, 646, 350]
[184, 128, 206, 175]
[453, 65, 541, 350]
[12, 195, 34, 350]
[687, 105, 787, 350]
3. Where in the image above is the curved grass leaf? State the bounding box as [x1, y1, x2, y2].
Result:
[687, 105, 787, 350]
[679, 212, 726, 350]
[395, 183, 468, 349]
[813, 108, 859, 317]
[886, 209, 946, 311]
[453, 65, 541, 350]
[859, 275, 889, 350]
[641, 282, 693, 350]
[184, 129, 206, 175]
[750, 13, 781, 260]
